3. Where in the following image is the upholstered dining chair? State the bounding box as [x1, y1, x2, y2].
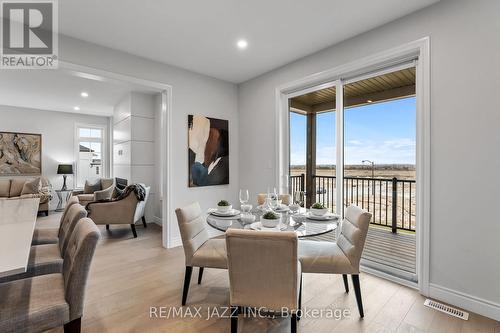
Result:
[0, 218, 100, 333]
[226, 229, 301, 333]
[0, 203, 88, 284]
[32, 196, 80, 246]
[175, 202, 227, 306]
[298, 205, 371, 317]
[257, 193, 291, 206]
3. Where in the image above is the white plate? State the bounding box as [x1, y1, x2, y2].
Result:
[257, 204, 289, 212]
[249, 222, 287, 232]
[210, 209, 241, 217]
[306, 212, 339, 221]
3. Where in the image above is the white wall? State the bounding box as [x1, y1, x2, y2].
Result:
[238, 0, 500, 320]
[0, 105, 109, 210]
[113, 91, 159, 222]
[59, 34, 239, 246]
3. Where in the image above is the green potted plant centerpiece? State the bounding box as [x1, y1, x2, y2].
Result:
[217, 200, 232, 213]
[310, 202, 328, 216]
[261, 211, 281, 228]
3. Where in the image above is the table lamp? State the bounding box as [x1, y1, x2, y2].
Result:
[57, 164, 73, 191]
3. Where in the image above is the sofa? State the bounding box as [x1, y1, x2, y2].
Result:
[0, 177, 52, 215]
[73, 178, 114, 206]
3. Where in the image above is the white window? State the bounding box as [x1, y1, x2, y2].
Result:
[75, 124, 106, 188]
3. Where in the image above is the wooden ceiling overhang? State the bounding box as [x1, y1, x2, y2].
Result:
[290, 67, 416, 114]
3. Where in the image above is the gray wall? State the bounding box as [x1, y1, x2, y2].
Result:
[238, 0, 500, 318]
[59, 34, 239, 246]
[0, 105, 109, 210]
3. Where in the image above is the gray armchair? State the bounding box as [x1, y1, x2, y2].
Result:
[74, 178, 114, 206]
[86, 184, 150, 238]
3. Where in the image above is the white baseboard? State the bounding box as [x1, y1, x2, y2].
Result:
[429, 283, 500, 321]
[150, 216, 162, 226]
[168, 235, 182, 248]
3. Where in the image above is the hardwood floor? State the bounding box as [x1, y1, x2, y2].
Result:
[36, 212, 499, 333]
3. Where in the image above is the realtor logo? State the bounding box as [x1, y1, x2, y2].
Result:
[1, 0, 58, 68]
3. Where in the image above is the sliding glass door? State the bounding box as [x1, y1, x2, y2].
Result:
[287, 64, 417, 281]
[343, 65, 417, 281]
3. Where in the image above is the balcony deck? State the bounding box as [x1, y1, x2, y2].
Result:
[309, 226, 416, 277]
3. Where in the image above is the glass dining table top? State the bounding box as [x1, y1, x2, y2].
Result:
[206, 208, 339, 238]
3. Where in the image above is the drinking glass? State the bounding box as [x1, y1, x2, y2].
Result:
[239, 189, 249, 205]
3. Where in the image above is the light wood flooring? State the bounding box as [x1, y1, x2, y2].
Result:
[35, 212, 499, 333]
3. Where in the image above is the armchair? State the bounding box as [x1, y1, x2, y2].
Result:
[86, 184, 150, 238]
[74, 178, 114, 206]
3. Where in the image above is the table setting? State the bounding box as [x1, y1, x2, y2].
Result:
[206, 189, 339, 238]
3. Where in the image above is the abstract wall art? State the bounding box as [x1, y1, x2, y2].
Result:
[188, 115, 229, 187]
[0, 132, 42, 175]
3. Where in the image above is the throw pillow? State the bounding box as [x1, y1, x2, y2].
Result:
[21, 177, 41, 195]
[113, 186, 125, 198]
[84, 179, 102, 194]
[9, 179, 25, 197]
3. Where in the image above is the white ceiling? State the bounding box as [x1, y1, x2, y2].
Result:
[60, 0, 439, 83]
[0, 69, 157, 116]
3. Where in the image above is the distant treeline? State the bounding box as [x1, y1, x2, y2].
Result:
[290, 164, 416, 170]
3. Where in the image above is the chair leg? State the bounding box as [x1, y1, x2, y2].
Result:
[64, 317, 81, 333]
[182, 266, 193, 306]
[198, 267, 204, 284]
[351, 274, 364, 318]
[44, 210, 49, 216]
[291, 313, 297, 333]
[142, 216, 147, 228]
[342, 274, 349, 293]
[231, 306, 239, 333]
[106, 224, 109, 230]
[130, 224, 137, 238]
[298, 274, 302, 321]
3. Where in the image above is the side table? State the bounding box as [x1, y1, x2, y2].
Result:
[55, 189, 74, 212]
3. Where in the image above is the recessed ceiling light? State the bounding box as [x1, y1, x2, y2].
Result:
[237, 39, 248, 50]
[74, 106, 80, 111]
[367, 99, 373, 103]
[81, 92, 89, 98]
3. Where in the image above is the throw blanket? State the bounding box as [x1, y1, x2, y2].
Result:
[115, 183, 146, 202]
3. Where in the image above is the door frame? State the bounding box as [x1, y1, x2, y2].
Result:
[275, 37, 430, 294]
[59, 61, 174, 249]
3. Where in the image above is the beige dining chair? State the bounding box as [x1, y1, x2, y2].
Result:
[0, 203, 88, 284]
[0, 218, 100, 333]
[175, 202, 227, 306]
[257, 193, 291, 205]
[226, 229, 301, 333]
[32, 196, 80, 245]
[298, 205, 371, 317]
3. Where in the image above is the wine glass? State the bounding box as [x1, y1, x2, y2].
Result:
[240, 189, 251, 214]
[239, 189, 249, 205]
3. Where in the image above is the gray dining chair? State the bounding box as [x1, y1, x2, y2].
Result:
[0, 217, 100, 333]
[298, 205, 371, 317]
[32, 196, 80, 245]
[175, 202, 227, 305]
[0, 203, 87, 284]
[226, 229, 301, 333]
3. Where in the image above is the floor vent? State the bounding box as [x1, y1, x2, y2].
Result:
[424, 299, 469, 320]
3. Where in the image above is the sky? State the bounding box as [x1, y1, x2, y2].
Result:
[290, 97, 416, 165]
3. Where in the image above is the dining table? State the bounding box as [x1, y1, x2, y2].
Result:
[0, 197, 40, 278]
[206, 206, 338, 238]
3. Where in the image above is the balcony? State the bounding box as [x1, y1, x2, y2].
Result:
[290, 174, 416, 279]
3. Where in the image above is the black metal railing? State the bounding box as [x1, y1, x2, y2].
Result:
[289, 174, 416, 232]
